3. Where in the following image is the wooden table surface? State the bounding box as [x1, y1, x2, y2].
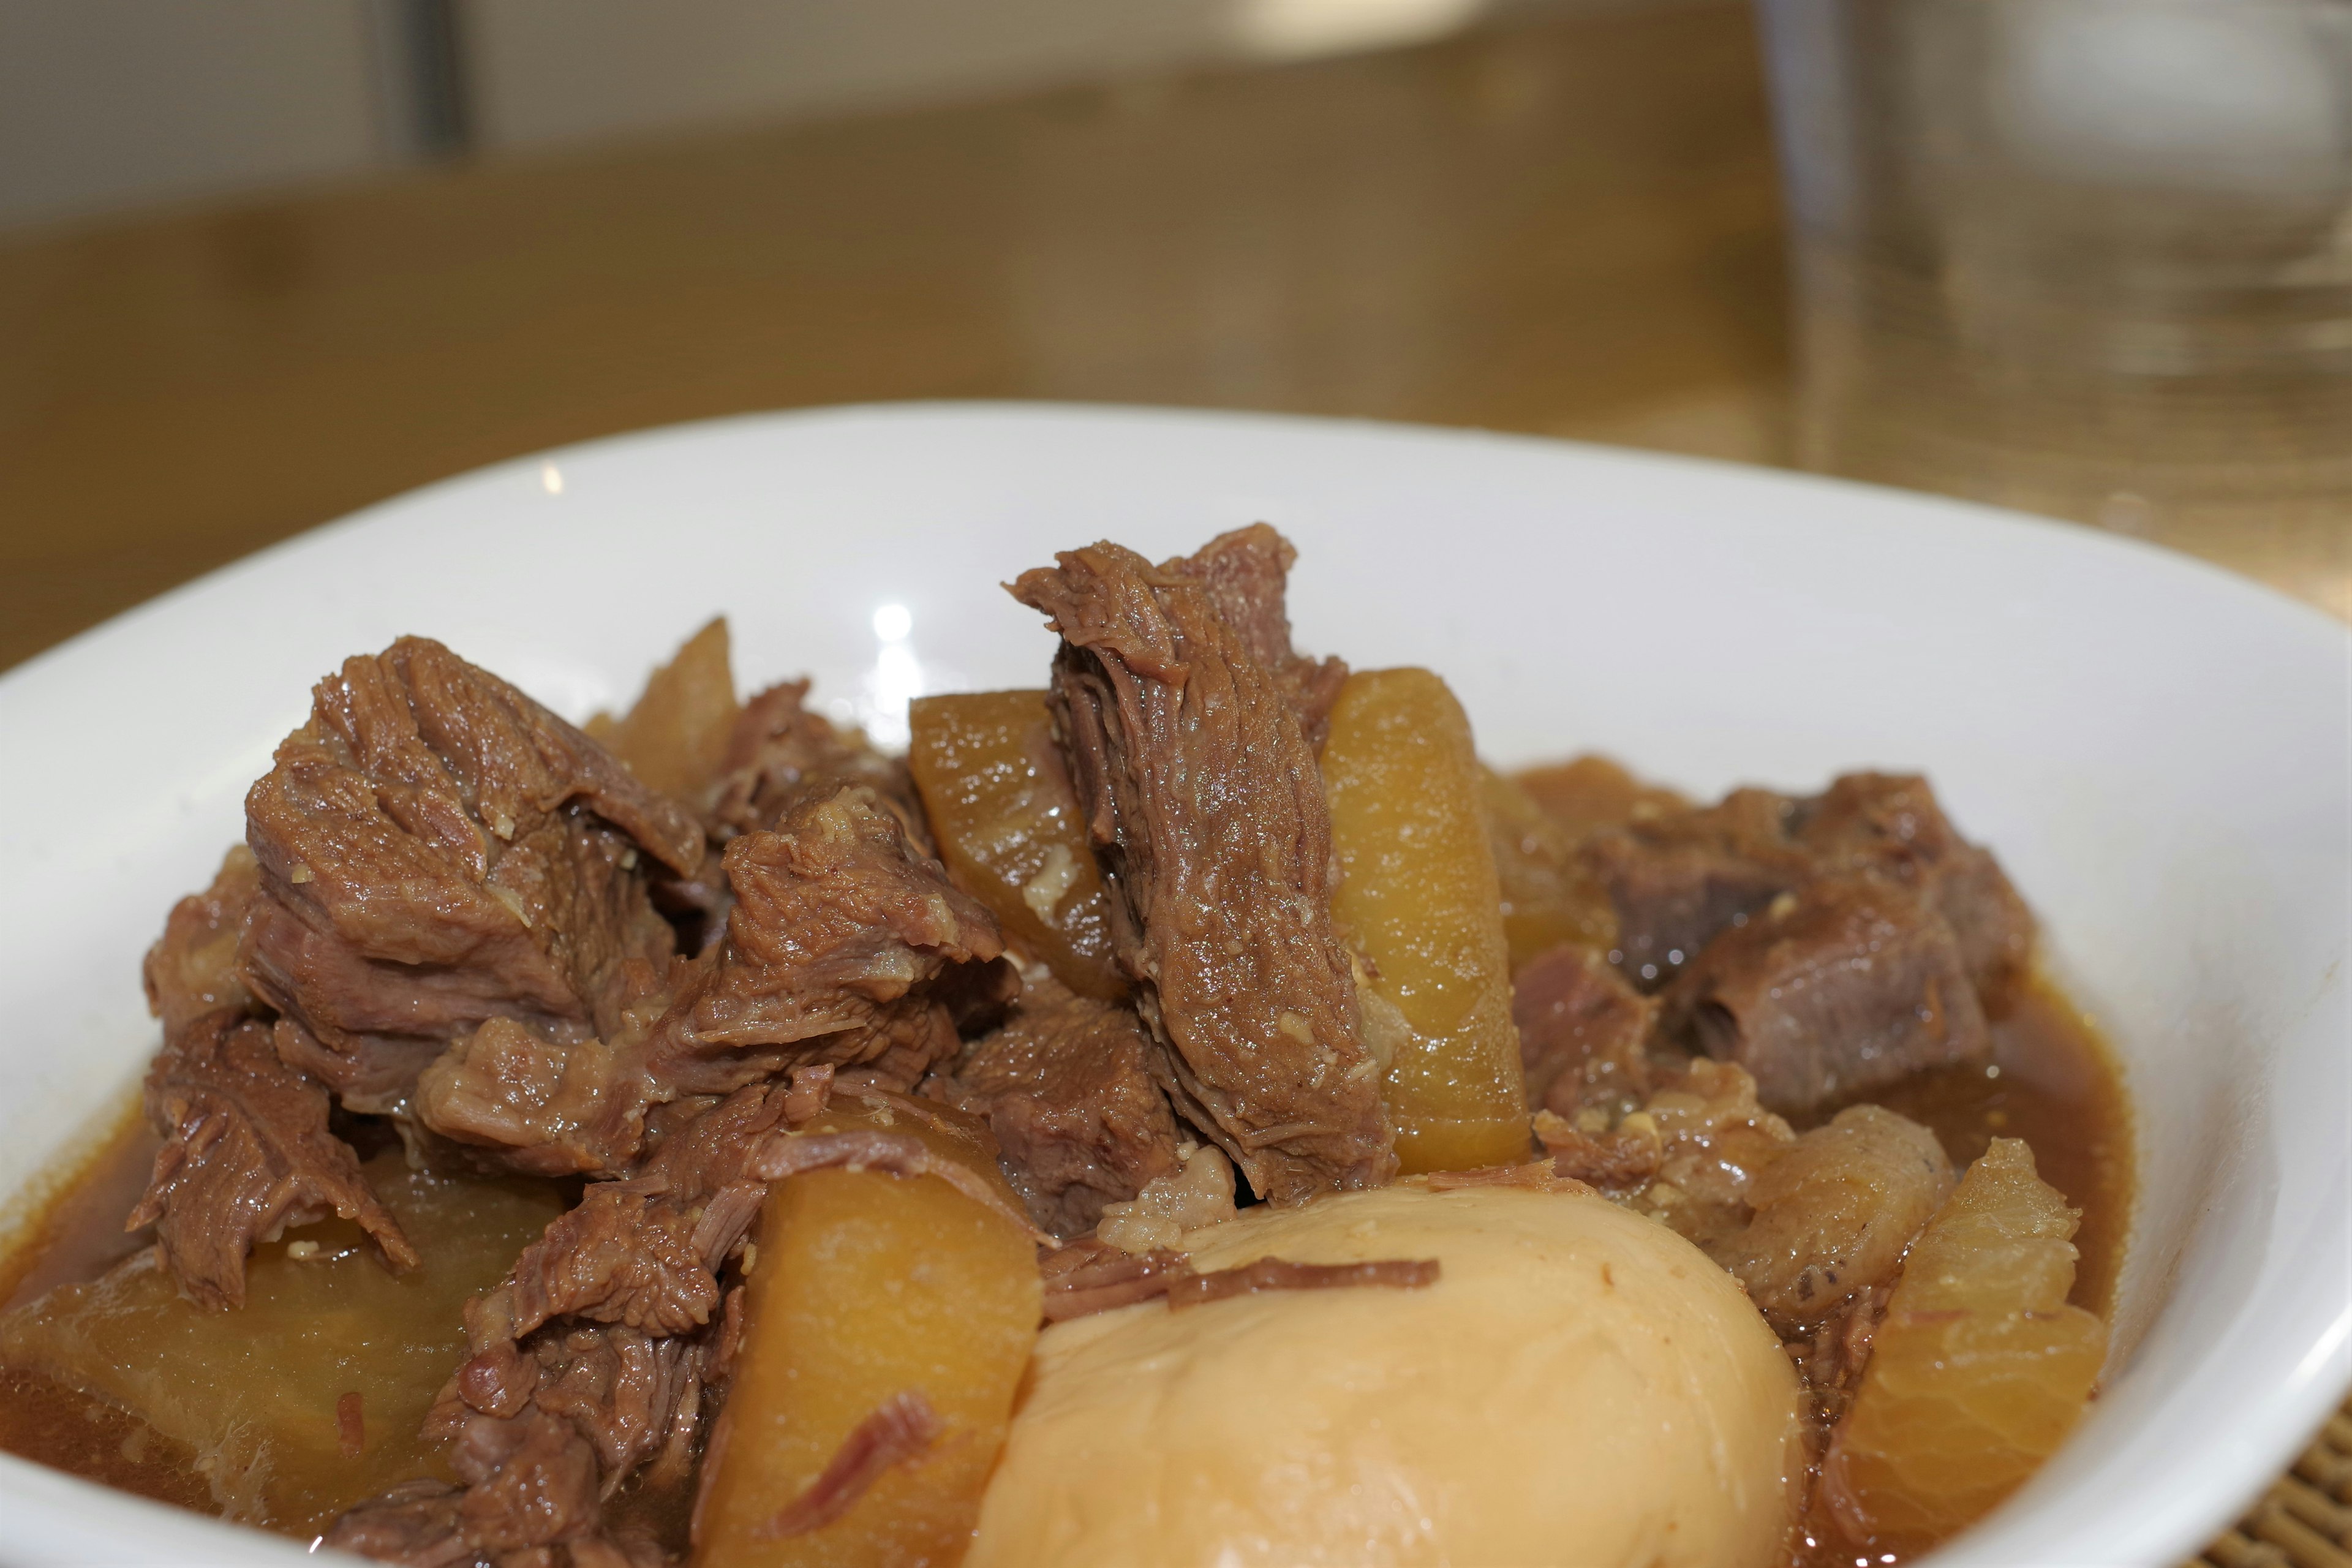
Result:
[1, 5, 2345, 1562]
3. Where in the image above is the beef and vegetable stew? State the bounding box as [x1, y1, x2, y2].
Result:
[0, 526, 2130, 1568]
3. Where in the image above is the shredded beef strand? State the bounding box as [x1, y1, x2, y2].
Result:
[128, 1011, 415, 1308]
[1166, 1255, 1441, 1310]
[1038, 1240, 1197, 1322]
[754, 1390, 944, 1540]
[1009, 530, 1393, 1204]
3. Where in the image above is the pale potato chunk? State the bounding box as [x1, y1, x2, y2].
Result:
[1823, 1137, 2107, 1548]
[1322, 668, 1528, 1174]
[692, 1098, 1042, 1568]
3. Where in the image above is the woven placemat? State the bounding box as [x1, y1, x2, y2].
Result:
[2189, 1396, 2352, 1568]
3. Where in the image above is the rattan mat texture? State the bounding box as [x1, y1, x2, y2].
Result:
[2189, 1395, 2352, 1568]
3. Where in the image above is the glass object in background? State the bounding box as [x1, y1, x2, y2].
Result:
[1755, 0, 2352, 598]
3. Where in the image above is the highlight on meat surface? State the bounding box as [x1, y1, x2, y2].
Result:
[0, 523, 2128, 1568]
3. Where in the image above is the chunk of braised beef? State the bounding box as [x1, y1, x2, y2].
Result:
[413, 783, 1003, 1175]
[1172, 522, 1349, 752]
[1512, 942, 1657, 1117]
[238, 638, 701, 1116]
[1580, 788, 1809, 993]
[705, 677, 925, 845]
[1011, 530, 1393, 1205]
[129, 1013, 417, 1309]
[143, 847, 263, 1039]
[1790, 772, 2036, 991]
[927, 973, 1182, 1238]
[1582, 772, 2035, 1002]
[1658, 878, 1989, 1117]
[641, 783, 1003, 1098]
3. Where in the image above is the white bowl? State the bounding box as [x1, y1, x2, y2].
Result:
[0, 403, 2343, 1567]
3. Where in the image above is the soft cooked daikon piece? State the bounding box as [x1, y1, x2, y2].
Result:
[1822, 1137, 2107, 1548]
[1478, 765, 1618, 968]
[691, 1099, 1043, 1568]
[906, 691, 1123, 1000]
[587, 616, 741, 801]
[0, 1153, 567, 1534]
[1322, 668, 1529, 1174]
[1711, 1104, 1953, 1333]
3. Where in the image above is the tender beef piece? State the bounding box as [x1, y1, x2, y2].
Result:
[320, 1479, 473, 1568]
[1713, 1104, 1953, 1334]
[646, 785, 1000, 1095]
[143, 847, 263, 1038]
[1173, 523, 1349, 752]
[705, 678, 924, 844]
[1512, 943, 1657, 1117]
[1790, 772, 2036, 991]
[1581, 788, 1810, 992]
[1537, 1120, 1667, 1191]
[239, 638, 700, 1115]
[416, 783, 1003, 1174]
[470, 1082, 795, 1346]
[1011, 533, 1393, 1205]
[1659, 878, 1990, 1116]
[1583, 772, 2035, 1000]
[129, 1012, 416, 1309]
[468, 1079, 1029, 1354]
[928, 973, 1182, 1238]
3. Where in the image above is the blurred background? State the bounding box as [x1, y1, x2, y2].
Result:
[0, 0, 2343, 669]
[0, 4, 2348, 1559]
[0, 0, 1787, 674]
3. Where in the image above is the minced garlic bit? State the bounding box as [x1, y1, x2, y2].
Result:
[288, 862, 314, 885]
[1020, 842, 1082, 921]
[285, 1240, 322, 1261]
[1097, 1144, 1240, 1255]
[741, 1243, 759, 1277]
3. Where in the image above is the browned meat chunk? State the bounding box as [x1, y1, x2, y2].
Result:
[1512, 942, 1657, 1117]
[1011, 530, 1393, 1205]
[928, 973, 1182, 1238]
[1583, 773, 2035, 1001]
[646, 784, 1001, 1097]
[706, 677, 924, 843]
[1790, 773, 2036, 990]
[239, 638, 701, 1116]
[1174, 522, 1349, 751]
[129, 1013, 416, 1309]
[1659, 878, 1989, 1115]
[415, 783, 1004, 1174]
[1581, 788, 1809, 992]
[143, 847, 263, 1038]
